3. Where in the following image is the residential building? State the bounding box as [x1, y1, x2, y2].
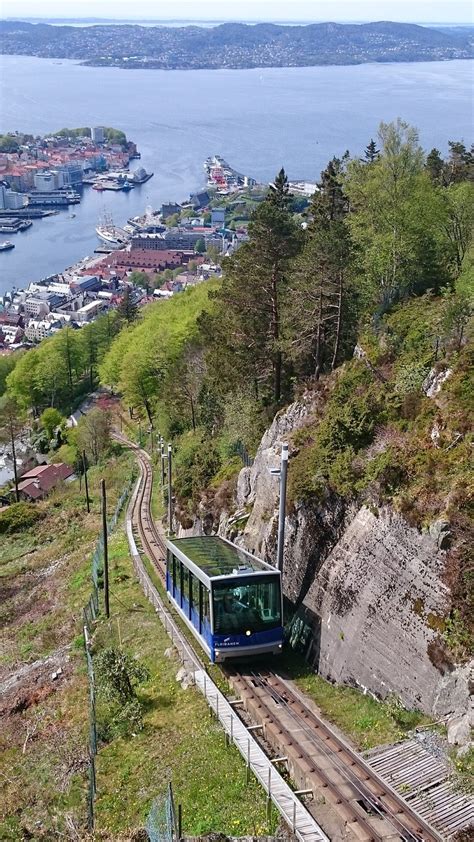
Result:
[0, 313, 25, 330]
[0, 324, 24, 345]
[24, 319, 53, 342]
[161, 202, 182, 218]
[18, 463, 75, 501]
[76, 300, 104, 322]
[211, 207, 226, 226]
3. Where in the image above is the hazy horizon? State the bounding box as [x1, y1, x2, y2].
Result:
[3, 17, 474, 26]
[1, 0, 472, 26]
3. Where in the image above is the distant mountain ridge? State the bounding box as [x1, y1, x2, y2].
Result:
[0, 20, 472, 69]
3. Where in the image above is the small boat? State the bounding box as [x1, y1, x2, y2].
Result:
[0, 241, 14, 251]
[93, 183, 105, 191]
[70, 213, 76, 219]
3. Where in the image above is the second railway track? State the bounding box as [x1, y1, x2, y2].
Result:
[120, 435, 445, 842]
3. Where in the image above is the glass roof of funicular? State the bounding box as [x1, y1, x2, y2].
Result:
[167, 535, 274, 578]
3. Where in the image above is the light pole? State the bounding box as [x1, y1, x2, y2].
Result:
[270, 443, 289, 573]
[160, 439, 165, 489]
[167, 444, 173, 535]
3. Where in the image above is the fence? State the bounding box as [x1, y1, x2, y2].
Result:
[146, 783, 179, 842]
[235, 441, 254, 468]
[82, 475, 134, 832]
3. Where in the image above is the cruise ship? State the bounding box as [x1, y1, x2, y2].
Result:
[95, 213, 129, 249]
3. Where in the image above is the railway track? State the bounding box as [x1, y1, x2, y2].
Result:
[120, 436, 445, 842]
[225, 669, 443, 842]
[114, 433, 167, 580]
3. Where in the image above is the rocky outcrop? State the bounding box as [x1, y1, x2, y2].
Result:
[246, 401, 471, 717]
[187, 395, 471, 719]
[302, 504, 469, 715]
[227, 394, 351, 605]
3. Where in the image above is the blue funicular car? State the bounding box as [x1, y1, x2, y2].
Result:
[165, 535, 283, 662]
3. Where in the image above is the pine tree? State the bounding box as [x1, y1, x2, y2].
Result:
[286, 218, 354, 379]
[446, 141, 474, 184]
[364, 139, 380, 163]
[426, 148, 445, 184]
[310, 157, 349, 225]
[117, 286, 138, 325]
[267, 167, 291, 210]
[205, 197, 302, 404]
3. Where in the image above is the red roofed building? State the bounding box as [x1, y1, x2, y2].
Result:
[110, 249, 183, 271]
[18, 463, 75, 501]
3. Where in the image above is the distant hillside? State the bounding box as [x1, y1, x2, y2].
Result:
[0, 20, 472, 69]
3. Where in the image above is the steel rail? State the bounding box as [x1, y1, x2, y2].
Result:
[249, 670, 442, 842]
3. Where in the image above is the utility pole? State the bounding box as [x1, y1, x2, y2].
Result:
[276, 443, 288, 574]
[83, 450, 90, 513]
[101, 479, 110, 618]
[167, 444, 173, 535]
[9, 422, 19, 503]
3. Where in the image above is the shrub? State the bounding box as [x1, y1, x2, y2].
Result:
[394, 361, 430, 396]
[0, 502, 42, 534]
[95, 647, 150, 737]
[174, 430, 221, 505]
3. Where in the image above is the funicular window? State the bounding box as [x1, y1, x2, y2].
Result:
[191, 574, 199, 610]
[201, 584, 210, 629]
[182, 565, 190, 616]
[172, 554, 177, 594]
[213, 576, 281, 636]
[175, 558, 182, 603]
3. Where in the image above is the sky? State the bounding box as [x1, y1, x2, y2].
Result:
[1, 0, 472, 24]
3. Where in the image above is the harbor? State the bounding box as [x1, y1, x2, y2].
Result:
[0, 128, 152, 266]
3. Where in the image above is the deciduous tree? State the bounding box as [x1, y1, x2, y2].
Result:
[0, 395, 25, 501]
[76, 408, 111, 464]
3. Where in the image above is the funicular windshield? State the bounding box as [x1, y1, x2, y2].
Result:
[213, 575, 281, 635]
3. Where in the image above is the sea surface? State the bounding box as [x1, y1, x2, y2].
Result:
[0, 55, 472, 294]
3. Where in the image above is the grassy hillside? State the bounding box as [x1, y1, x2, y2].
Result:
[0, 447, 275, 838]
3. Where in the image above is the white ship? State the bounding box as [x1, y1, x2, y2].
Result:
[95, 212, 129, 249]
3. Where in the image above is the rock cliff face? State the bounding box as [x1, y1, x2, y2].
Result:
[303, 504, 471, 717]
[182, 396, 471, 719]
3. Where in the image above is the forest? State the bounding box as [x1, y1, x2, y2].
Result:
[1, 120, 473, 526]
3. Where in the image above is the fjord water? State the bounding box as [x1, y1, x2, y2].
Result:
[0, 55, 472, 293]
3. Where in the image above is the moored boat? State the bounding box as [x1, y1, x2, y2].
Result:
[95, 212, 129, 249]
